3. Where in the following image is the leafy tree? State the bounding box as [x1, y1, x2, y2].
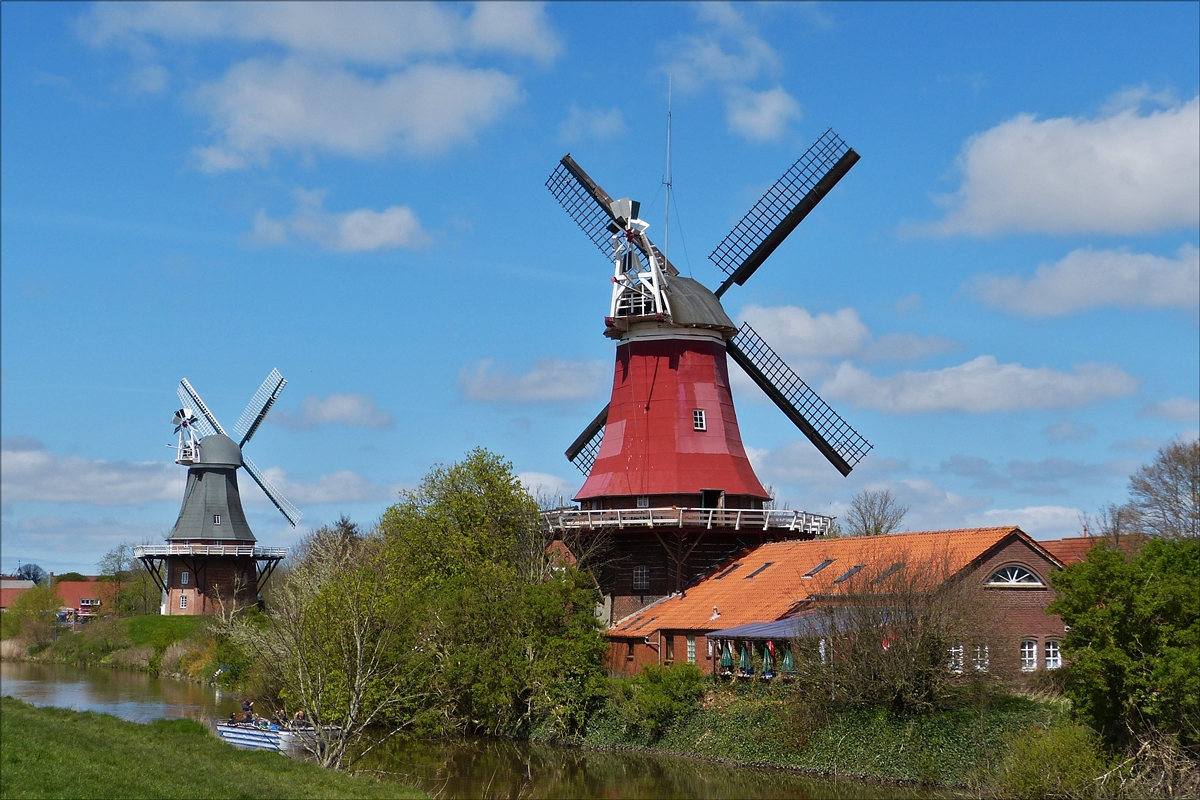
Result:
[844, 489, 908, 537]
[1128, 438, 1199, 539]
[9, 584, 62, 645]
[231, 523, 422, 769]
[98, 543, 160, 616]
[379, 448, 607, 740]
[52, 572, 89, 584]
[1048, 537, 1200, 748]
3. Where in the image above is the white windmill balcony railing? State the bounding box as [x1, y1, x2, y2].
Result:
[540, 507, 834, 536]
[133, 544, 288, 559]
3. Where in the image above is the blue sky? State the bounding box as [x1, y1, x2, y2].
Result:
[3, 2, 1197, 575]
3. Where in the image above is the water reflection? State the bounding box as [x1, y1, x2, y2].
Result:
[0, 661, 241, 723]
[359, 736, 929, 800]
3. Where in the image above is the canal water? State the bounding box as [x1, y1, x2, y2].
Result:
[2, 661, 930, 798]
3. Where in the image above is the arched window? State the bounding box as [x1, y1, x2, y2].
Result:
[987, 565, 1042, 586]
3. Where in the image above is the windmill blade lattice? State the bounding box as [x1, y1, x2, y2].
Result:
[242, 455, 302, 527]
[547, 156, 680, 277]
[235, 368, 287, 447]
[727, 323, 871, 477]
[176, 382, 221, 438]
[710, 129, 859, 295]
[547, 156, 617, 257]
[565, 403, 609, 475]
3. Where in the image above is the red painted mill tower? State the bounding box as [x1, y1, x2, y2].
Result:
[543, 131, 874, 623]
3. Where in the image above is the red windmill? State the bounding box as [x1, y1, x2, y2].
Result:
[543, 130, 873, 624]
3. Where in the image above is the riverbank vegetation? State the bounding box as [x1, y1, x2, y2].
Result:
[0, 697, 424, 799]
[1, 613, 245, 688]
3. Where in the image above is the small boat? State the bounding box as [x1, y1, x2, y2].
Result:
[216, 721, 302, 753]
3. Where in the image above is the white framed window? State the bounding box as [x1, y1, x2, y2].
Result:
[947, 643, 965, 674]
[693, 409, 707, 431]
[973, 644, 990, 672]
[1020, 640, 1037, 672]
[213, 514, 222, 525]
[988, 566, 1043, 586]
[636, 495, 650, 508]
[179, 594, 188, 610]
[1045, 640, 1061, 670]
[632, 565, 650, 591]
[181, 571, 190, 586]
[687, 635, 697, 664]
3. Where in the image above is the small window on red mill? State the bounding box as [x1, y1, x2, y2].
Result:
[693, 409, 707, 431]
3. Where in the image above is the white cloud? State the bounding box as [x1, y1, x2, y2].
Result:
[971, 244, 1199, 316]
[0, 516, 174, 575]
[924, 94, 1200, 236]
[739, 304, 957, 363]
[194, 59, 520, 166]
[243, 467, 404, 506]
[659, 4, 801, 143]
[726, 87, 801, 142]
[1, 440, 183, 506]
[559, 104, 625, 142]
[968, 505, 1084, 540]
[1044, 419, 1097, 444]
[80, 3, 557, 168]
[271, 393, 394, 431]
[80, 2, 560, 66]
[824, 356, 1137, 414]
[517, 472, 579, 503]
[247, 188, 428, 252]
[459, 358, 609, 403]
[1141, 397, 1200, 424]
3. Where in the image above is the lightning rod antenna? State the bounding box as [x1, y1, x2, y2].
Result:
[663, 74, 673, 259]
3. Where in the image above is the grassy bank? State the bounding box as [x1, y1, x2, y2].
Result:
[583, 681, 1067, 788]
[0, 697, 424, 799]
[4, 615, 247, 688]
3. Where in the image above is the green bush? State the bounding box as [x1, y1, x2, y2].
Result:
[611, 663, 706, 741]
[994, 721, 1112, 799]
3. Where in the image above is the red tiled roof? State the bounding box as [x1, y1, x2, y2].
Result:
[54, 580, 115, 611]
[0, 587, 31, 610]
[609, 527, 1038, 636]
[1040, 534, 1148, 565]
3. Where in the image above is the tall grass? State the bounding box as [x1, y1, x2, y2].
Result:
[0, 697, 425, 799]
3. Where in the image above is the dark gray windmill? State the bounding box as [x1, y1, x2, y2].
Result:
[136, 369, 297, 616]
[547, 129, 872, 487]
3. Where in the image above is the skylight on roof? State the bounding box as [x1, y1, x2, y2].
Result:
[714, 563, 743, 580]
[833, 564, 865, 584]
[744, 562, 774, 580]
[803, 558, 835, 578]
[871, 562, 905, 584]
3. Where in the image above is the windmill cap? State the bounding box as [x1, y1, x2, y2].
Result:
[197, 434, 243, 468]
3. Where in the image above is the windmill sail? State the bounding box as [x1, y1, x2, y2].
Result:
[235, 368, 287, 447]
[177, 381, 222, 438]
[547, 155, 680, 276]
[727, 323, 871, 477]
[242, 455, 302, 527]
[710, 129, 859, 297]
[565, 404, 609, 475]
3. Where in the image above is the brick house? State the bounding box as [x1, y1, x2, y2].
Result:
[605, 526, 1073, 678]
[53, 578, 115, 622]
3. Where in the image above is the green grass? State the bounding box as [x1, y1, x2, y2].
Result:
[0, 697, 426, 799]
[585, 683, 1067, 787]
[123, 615, 209, 651]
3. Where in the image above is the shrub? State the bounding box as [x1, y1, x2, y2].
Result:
[994, 721, 1111, 799]
[110, 645, 155, 668]
[159, 642, 190, 674]
[611, 663, 706, 741]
